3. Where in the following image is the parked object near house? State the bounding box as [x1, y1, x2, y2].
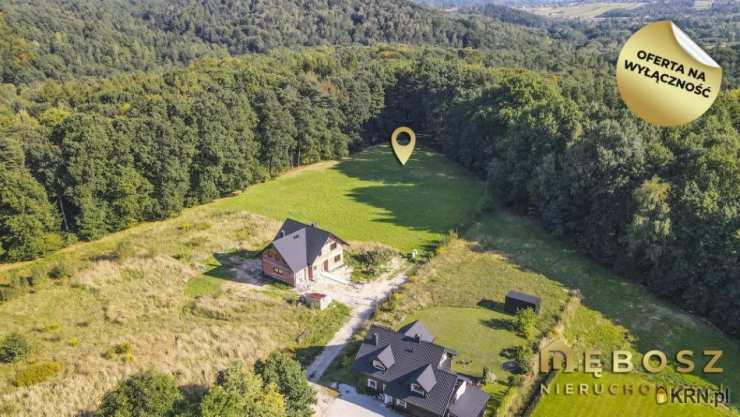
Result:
[352, 321, 490, 417]
[261, 219, 348, 289]
[504, 290, 541, 314]
[302, 292, 333, 310]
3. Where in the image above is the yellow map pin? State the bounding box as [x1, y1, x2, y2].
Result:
[390, 126, 416, 166]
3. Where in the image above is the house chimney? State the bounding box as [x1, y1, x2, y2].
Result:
[414, 334, 421, 343]
[279, 230, 286, 238]
[373, 333, 379, 345]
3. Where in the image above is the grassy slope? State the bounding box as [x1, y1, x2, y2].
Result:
[472, 213, 740, 417]
[216, 146, 483, 253]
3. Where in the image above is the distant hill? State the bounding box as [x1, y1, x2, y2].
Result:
[0, 0, 570, 84]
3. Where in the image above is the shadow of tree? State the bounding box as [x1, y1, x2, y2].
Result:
[331, 146, 482, 248]
[481, 317, 513, 332]
[203, 249, 271, 286]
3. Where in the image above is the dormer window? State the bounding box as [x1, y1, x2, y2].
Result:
[410, 383, 426, 396]
[373, 360, 386, 371]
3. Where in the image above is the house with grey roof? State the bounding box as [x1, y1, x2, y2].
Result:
[261, 219, 348, 289]
[353, 321, 490, 417]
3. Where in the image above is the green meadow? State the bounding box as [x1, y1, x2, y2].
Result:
[216, 145, 483, 253]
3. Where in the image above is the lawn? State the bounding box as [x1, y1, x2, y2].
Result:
[532, 372, 734, 417]
[361, 237, 570, 411]
[215, 145, 483, 253]
[403, 307, 527, 400]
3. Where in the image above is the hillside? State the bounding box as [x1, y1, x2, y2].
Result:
[0, 0, 570, 84]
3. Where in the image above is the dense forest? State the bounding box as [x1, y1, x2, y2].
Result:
[0, 0, 586, 84]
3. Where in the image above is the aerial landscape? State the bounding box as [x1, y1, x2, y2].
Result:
[0, 1, 737, 417]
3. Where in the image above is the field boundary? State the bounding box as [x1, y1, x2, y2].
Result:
[495, 290, 582, 417]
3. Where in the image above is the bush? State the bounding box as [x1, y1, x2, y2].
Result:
[348, 246, 396, 282]
[103, 343, 134, 362]
[512, 308, 538, 340]
[201, 362, 287, 417]
[111, 241, 137, 261]
[0, 285, 21, 302]
[482, 366, 495, 384]
[48, 260, 78, 279]
[97, 371, 182, 417]
[14, 361, 62, 386]
[68, 337, 80, 347]
[0, 333, 32, 363]
[508, 374, 525, 387]
[512, 345, 532, 374]
[255, 352, 316, 417]
[29, 267, 49, 287]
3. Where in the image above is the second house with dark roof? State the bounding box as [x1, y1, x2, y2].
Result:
[261, 219, 348, 289]
[353, 321, 490, 417]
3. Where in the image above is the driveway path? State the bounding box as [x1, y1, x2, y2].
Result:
[320, 384, 403, 417]
[305, 270, 407, 382]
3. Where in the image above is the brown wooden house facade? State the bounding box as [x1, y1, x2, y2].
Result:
[261, 219, 348, 288]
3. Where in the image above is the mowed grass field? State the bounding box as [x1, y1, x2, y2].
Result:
[216, 145, 483, 253]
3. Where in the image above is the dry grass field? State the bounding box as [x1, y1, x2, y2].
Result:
[0, 209, 349, 417]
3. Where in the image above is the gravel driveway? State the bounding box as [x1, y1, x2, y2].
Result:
[305, 267, 407, 382]
[322, 385, 403, 417]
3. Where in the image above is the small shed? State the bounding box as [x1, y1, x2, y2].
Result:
[302, 292, 332, 310]
[505, 291, 541, 314]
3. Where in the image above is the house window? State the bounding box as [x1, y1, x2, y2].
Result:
[410, 383, 425, 395]
[334, 254, 341, 262]
[367, 379, 378, 390]
[273, 267, 284, 274]
[331, 242, 338, 250]
[396, 399, 407, 409]
[373, 360, 386, 371]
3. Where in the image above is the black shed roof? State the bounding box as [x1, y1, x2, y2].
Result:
[505, 290, 541, 305]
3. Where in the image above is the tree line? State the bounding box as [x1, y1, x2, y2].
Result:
[95, 352, 315, 417]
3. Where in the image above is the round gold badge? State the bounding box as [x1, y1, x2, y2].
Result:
[616, 21, 722, 127]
